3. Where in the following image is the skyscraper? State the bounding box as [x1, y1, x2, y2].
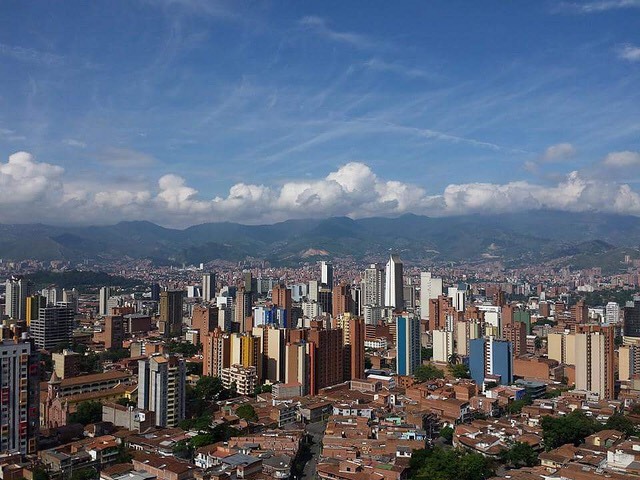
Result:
[159, 290, 184, 337]
[138, 354, 186, 427]
[420, 272, 443, 320]
[361, 264, 385, 308]
[395, 314, 420, 376]
[31, 304, 74, 350]
[321, 261, 334, 290]
[624, 297, 640, 337]
[332, 283, 354, 317]
[235, 287, 253, 333]
[99, 286, 112, 316]
[385, 255, 404, 310]
[202, 328, 230, 377]
[605, 302, 620, 325]
[5, 276, 32, 320]
[202, 272, 216, 302]
[271, 284, 292, 326]
[0, 335, 39, 454]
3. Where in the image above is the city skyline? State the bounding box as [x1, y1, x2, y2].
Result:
[0, 2, 639, 226]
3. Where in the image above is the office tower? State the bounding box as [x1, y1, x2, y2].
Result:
[332, 283, 354, 317]
[574, 325, 615, 399]
[150, 283, 161, 302]
[263, 327, 285, 383]
[41, 286, 61, 306]
[447, 285, 467, 312]
[321, 261, 334, 289]
[25, 295, 46, 326]
[308, 323, 344, 394]
[31, 304, 74, 350]
[432, 329, 454, 363]
[395, 314, 420, 376]
[469, 336, 513, 387]
[502, 321, 527, 357]
[138, 354, 186, 427]
[361, 264, 385, 308]
[0, 335, 39, 454]
[318, 287, 333, 316]
[192, 304, 218, 336]
[202, 328, 230, 377]
[385, 255, 404, 310]
[308, 280, 319, 302]
[420, 272, 442, 320]
[272, 284, 292, 326]
[619, 338, 640, 382]
[624, 297, 640, 337]
[243, 270, 257, 294]
[99, 286, 112, 316]
[202, 272, 216, 302]
[102, 315, 124, 349]
[605, 302, 620, 325]
[455, 319, 481, 356]
[235, 287, 253, 333]
[159, 290, 183, 337]
[218, 304, 233, 332]
[5, 276, 32, 320]
[547, 330, 576, 365]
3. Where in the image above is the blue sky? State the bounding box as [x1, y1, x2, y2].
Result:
[0, 0, 639, 226]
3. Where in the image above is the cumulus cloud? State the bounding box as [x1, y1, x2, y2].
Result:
[1, 151, 640, 226]
[618, 44, 640, 62]
[603, 150, 640, 167]
[542, 143, 576, 161]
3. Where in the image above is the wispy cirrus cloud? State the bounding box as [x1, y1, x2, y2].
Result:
[298, 16, 376, 49]
[362, 58, 434, 79]
[618, 44, 640, 62]
[0, 43, 65, 67]
[555, 0, 640, 13]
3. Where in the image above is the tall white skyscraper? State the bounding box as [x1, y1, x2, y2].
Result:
[321, 261, 334, 289]
[361, 263, 385, 308]
[384, 254, 404, 310]
[420, 272, 443, 320]
[5, 276, 31, 320]
[138, 354, 186, 427]
[202, 272, 216, 302]
[99, 286, 112, 316]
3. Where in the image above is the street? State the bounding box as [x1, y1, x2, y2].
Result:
[301, 420, 327, 480]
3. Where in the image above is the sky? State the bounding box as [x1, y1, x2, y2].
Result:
[0, 0, 639, 227]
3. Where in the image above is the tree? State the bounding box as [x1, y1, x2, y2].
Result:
[411, 447, 495, 480]
[604, 414, 638, 437]
[541, 410, 601, 450]
[173, 439, 193, 460]
[364, 357, 373, 369]
[414, 364, 445, 382]
[32, 467, 49, 480]
[499, 442, 538, 468]
[448, 353, 460, 365]
[440, 426, 454, 444]
[534, 337, 543, 350]
[506, 396, 532, 415]
[236, 403, 258, 421]
[69, 401, 103, 425]
[421, 347, 433, 361]
[70, 467, 97, 480]
[448, 363, 471, 379]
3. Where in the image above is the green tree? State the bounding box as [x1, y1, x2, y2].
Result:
[70, 467, 97, 480]
[414, 364, 445, 382]
[411, 447, 495, 480]
[604, 413, 638, 437]
[32, 467, 49, 480]
[534, 337, 543, 350]
[69, 401, 103, 425]
[439, 426, 454, 444]
[499, 442, 538, 468]
[421, 347, 433, 361]
[448, 363, 471, 379]
[172, 439, 193, 460]
[541, 410, 601, 450]
[236, 403, 258, 421]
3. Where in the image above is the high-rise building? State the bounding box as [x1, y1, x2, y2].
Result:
[62, 289, 78, 314]
[5, 276, 32, 320]
[419, 272, 442, 320]
[103, 315, 124, 349]
[31, 304, 74, 350]
[624, 297, 640, 337]
[272, 284, 292, 327]
[308, 323, 344, 394]
[502, 321, 527, 357]
[469, 336, 513, 387]
[395, 314, 420, 376]
[547, 330, 576, 365]
[361, 264, 385, 308]
[574, 324, 615, 399]
[235, 287, 253, 333]
[138, 354, 186, 427]
[321, 261, 334, 290]
[25, 295, 46, 326]
[308, 280, 319, 302]
[41, 286, 61, 306]
[192, 304, 218, 337]
[332, 283, 354, 317]
[338, 315, 365, 380]
[285, 342, 310, 394]
[619, 338, 640, 382]
[159, 290, 183, 337]
[384, 255, 404, 310]
[0, 335, 39, 454]
[202, 328, 230, 377]
[202, 272, 216, 302]
[150, 283, 161, 302]
[432, 329, 454, 363]
[99, 286, 112, 316]
[221, 364, 257, 396]
[605, 302, 620, 325]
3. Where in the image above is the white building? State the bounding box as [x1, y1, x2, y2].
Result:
[420, 272, 443, 320]
[385, 255, 404, 310]
[432, 329, 454, 363]
[221, 364, 257, 396]
[138, 354, 186, 427]
[605, 302, 620, 325]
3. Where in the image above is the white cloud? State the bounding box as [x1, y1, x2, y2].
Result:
[0, 43, 65, 67]
[603, 150, 640, 167]
[618, 44, 640, 62]
[362, 58, 432, 79]
[298, 16, 375, 49]
[542, 143, 576, 161]
[557, 0, 640, 13]
[63, 139, 87, 148]
[1, 151, 640, 226]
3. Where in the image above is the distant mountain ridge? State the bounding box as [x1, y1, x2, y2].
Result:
[1, 211, 639, 270]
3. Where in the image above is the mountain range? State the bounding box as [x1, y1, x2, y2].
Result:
[1, 211, 640, 271]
